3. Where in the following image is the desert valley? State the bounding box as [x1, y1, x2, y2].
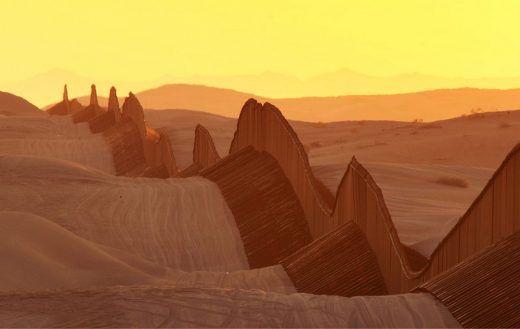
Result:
[0, 82, 519, 327]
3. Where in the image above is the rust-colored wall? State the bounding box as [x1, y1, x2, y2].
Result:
[102, 119, 146, 176]
[192, 124, 221, 169]
[72, 85, 105, 123]
[417, 230, 520, 328]
[88, 111, 115, 133]
[280, 221, 387, 297]
[229, 100, 334, 237]
[47, 84, 520, 294]
[91, 89, 177, 177]
[201, 146, 312, 268]
[49, 86, 178, 177]
[118, 92, 178, 176]
[225, 98, 520, 293]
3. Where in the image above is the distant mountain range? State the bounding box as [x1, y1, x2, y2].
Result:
[0, 69, 153, 108]
[69, 84, 520, 122]
[161, 69, 520, 100]
[5, 68, 520, 108]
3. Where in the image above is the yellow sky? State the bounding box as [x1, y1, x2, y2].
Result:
[1, 0, 520, 104]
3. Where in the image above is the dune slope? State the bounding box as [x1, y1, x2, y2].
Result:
[0, 154, 248, 272]
[0, 91, 41, 116]
[0, 211, 158, 292]
[0, 115, 114, 174]
[0, 287, 458, 328]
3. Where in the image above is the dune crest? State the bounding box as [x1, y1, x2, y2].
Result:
[0, 91, 41, 116]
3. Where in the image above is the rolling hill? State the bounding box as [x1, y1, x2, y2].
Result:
[69, 84, 520, 122]
[0, 91, 41, 116]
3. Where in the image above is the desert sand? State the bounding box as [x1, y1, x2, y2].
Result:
[0, 91, 41, 116]
[0, 287, 458, 328]
[0, 154, 248, 272]
[0, 209, 296, 293]
[0, 115, 114, 174]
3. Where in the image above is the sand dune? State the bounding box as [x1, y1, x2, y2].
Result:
[0, 91, 41, 116]
[0, 154, 248, 272]
[0, 286, 458, 328]
[0, 206, 457, 327]
[169, 265, 295, 294]
[0, 115, 114, 174]
[297, 110, 520, 169]
[0, 211, 158, 292]
[0, 210, 296, 294]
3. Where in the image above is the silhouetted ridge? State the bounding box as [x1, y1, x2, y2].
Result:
[417, 230, 520, 328]
[280, 221, 387, 297]
[201, 146, 312, 268]
[0, 90, 40, 116]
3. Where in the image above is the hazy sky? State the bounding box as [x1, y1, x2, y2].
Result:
[2, 0, 520, 82]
